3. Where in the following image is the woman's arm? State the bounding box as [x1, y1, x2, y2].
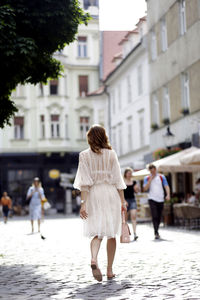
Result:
[80, 191, 88, 219]
[27, 188, 35, 200]
[117, 189, 127, 211]
[134, 184, 140, 193]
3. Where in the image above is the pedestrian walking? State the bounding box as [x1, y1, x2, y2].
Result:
[26, 177, 45, 233]
[124, 168, 139, 241]
[0, 192, 12, 224]
[74, 124, 126, 282]
[143, 164, 170, 239]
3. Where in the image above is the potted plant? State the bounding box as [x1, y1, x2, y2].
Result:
[151, 123, 159, 130]
[180, 108, 190, 116]
[162, 118, 170, 125]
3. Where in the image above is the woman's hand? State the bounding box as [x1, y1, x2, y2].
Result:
[121, 201, 127, 212]
[80, 203, 88, 219]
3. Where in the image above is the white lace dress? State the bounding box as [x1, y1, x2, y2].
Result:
[74, 148, 126, 238]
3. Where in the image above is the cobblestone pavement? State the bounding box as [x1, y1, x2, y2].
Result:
[0, 216, 200, 300]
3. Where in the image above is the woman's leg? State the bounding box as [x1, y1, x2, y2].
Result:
[31, 220, 34, 233]
[90, 236, 102, 264]
[107, 238, 116, 276]
[38, 219, 40, 232]
[125, 210, 130, 222]
[130, 209, 137, 236]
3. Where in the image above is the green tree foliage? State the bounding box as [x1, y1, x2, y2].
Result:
[0, 0, 89, 128]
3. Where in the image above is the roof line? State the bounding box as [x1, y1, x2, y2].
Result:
[104, 41, 142, 82]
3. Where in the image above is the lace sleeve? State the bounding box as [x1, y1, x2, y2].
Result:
[111, 151, 126, 190]
[73, 152, 93, 192]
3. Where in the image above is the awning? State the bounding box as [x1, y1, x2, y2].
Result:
[132, 169, 150, 180]
[180, 148, 200, 165]
[132, 147, 200, 180]
[147, 147, 200, 173]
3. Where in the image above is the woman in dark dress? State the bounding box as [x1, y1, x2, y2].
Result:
[124, 168, 139, 241]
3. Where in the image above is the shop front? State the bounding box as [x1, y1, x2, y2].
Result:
[0, 152, 78, 213]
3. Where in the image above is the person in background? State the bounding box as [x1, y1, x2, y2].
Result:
[0, 192, 12, 224]
[187, 192, 196, 205]
[143, 164, 170, 239]
[26, 177, 45, 233]
[124, 168, 139, 241]
[195, 178, 200, 204]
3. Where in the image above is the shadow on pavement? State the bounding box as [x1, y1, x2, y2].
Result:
[0, 264, 64, 300]
[74, 279, 134, 300]
[152, 238, 173, 242]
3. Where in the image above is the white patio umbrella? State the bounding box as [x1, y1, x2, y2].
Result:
[180, 148, 200, 165]
[132, 147, 200, 180]
[132, 168, 150, 180]
[147, 147, 200, 173]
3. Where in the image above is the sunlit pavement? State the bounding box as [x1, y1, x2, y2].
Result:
[0, 216, 200, 300]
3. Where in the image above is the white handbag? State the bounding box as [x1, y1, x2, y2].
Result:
[43, 201, 51, 210]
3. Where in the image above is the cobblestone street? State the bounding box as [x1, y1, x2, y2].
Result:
[0, 216, 200, 300]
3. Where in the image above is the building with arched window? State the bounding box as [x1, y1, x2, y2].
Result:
[0, 2, 99, 212]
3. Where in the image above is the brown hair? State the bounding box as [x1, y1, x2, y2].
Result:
[87, 124, 112, 154]
[148, 164, 156, 170]
[124, 167, 133, 178]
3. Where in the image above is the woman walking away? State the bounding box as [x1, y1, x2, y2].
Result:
[124, 168, 139, 241]
[0, 192, 12, 223]
[27, 177, 45, 233]
[74, 124, 126, 282]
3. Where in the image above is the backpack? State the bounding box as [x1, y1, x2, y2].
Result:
[147, 174, 167, 198]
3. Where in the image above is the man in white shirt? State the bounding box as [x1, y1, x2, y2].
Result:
[143, 164, 170, 239]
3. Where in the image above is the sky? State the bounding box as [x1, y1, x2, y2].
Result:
[99, 0, 147, 31]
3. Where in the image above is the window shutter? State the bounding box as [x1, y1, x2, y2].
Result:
[14, 117, 24, 126]
[79, 76, 88, 97]
[51, 115, 59, 121]
[78, 36, 87, 42]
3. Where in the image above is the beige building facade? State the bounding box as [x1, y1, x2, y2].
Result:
[147, 0, 200, 153]
[146, 0, 200, 195]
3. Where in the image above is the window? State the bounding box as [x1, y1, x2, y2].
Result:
[152, 93, 160, 125]
[78, 36, 87, 58]
[138, 110, 145, 147]
[151, 30, 157, 61]
[137, 65, 143, 95]
[40, 115, 45, 139]
[65, 115, 69, 139]
[161, 18, 168, 52]
[84, 0, 98, 9]
[50, 80, 58, 95]
[118, 84, 121, 109]
[51, 114, 60, 138]
[80, 117, 89, 139]
[127, 75, 132, 103]
[14, 117, 24, 140]
[127, 117, 133, 150]
[79, 75, 88, 97]
[181, 72, 190, 109]
[39, 83, 44, 97]
[162, 86, 170, 120]
[179, 0, 186, 35]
